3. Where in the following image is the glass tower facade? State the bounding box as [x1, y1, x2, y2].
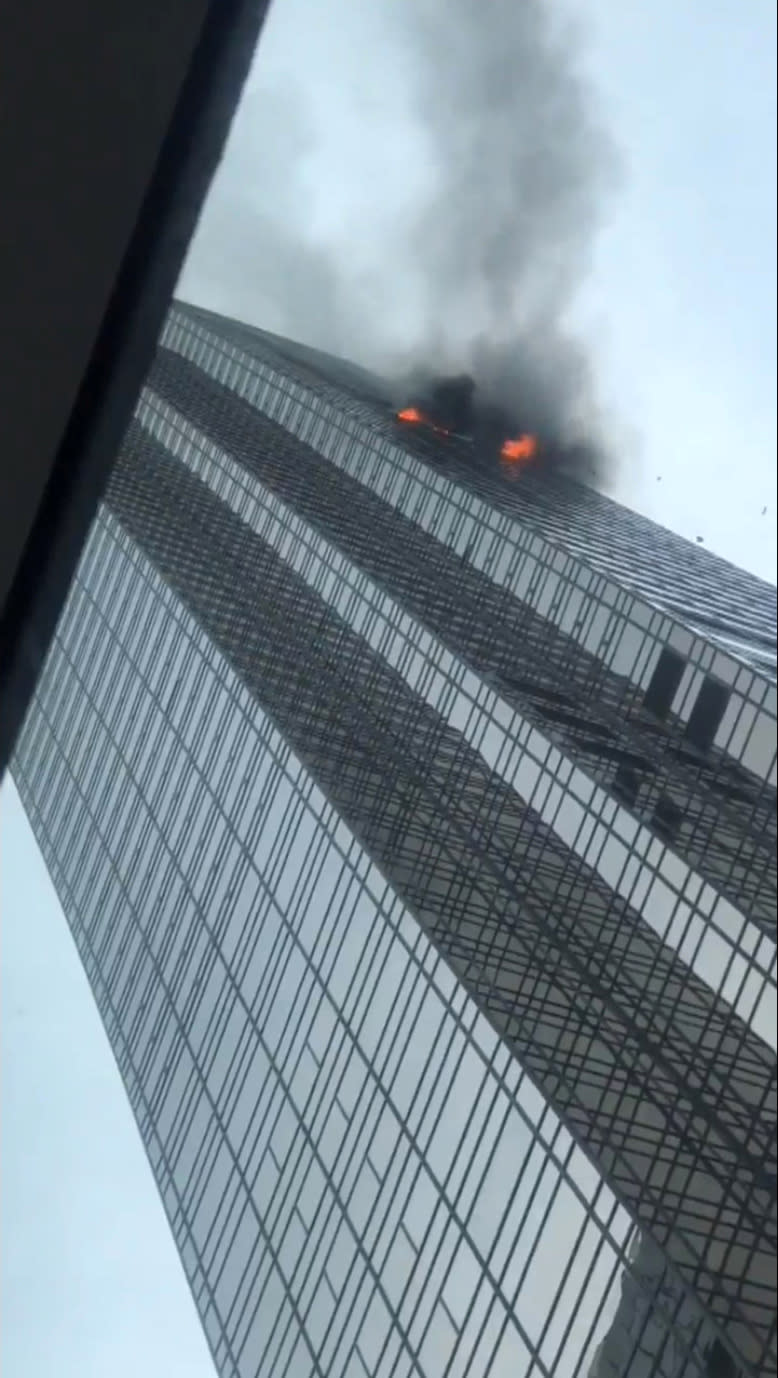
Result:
[11, 302, 776, 1378]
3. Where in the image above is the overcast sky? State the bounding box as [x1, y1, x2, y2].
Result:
[2, 2, 775, 1376]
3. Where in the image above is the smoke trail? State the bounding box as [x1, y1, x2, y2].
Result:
[182, 0, 620, 482]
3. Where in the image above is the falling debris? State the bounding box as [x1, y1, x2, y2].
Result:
[761, 506, 767, 516]
[696, 536, 705, 544]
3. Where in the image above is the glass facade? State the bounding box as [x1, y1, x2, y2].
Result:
[11, 302, 776, 1378]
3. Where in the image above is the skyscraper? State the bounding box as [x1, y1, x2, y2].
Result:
[11, 301, 776, 1378]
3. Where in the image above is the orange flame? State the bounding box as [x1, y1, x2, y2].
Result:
[500, 434, 538, 464]
[396, 406, 453, 438]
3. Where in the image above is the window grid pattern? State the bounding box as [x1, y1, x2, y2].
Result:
[15, 515, 722, 1378]
[146, 348, 776, 939]
[181, 302, 776, 672]
[160, 310, 776, 806]
[10, 306, 775, 1378]
[168, 304, 777, 685]
[132, 388, 775, 1052]
[102, 418, 775, 1373]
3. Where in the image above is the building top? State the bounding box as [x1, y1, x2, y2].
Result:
[174, 302, 777, 683]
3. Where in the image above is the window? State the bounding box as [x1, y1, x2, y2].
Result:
[651, 793, 684, 843]
[644, 646, 685, 719]
[685, 676, 730, 752]
[612, 763, 640, 808]
[705, 1338, 738, 1377]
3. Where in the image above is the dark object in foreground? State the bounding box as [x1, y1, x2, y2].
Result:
[0, 0, 273, 779]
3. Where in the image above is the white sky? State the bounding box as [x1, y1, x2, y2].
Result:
[2, 2, 775, 1375]
[0, 776, 215, 1378]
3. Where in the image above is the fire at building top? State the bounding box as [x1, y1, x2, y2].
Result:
[395, 372, 539, 479]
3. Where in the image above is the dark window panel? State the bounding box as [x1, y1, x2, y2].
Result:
[612, 763, 641, 808]
[644, 646, 686, 720]
[686, 677, 731, 754]
[652, 793, 685, 844]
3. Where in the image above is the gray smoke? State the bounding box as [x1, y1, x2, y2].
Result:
[182, 0, 620, 483]
[388, 0, 620, 481]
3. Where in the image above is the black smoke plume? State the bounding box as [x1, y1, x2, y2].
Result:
[181, 0, 620, 485]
